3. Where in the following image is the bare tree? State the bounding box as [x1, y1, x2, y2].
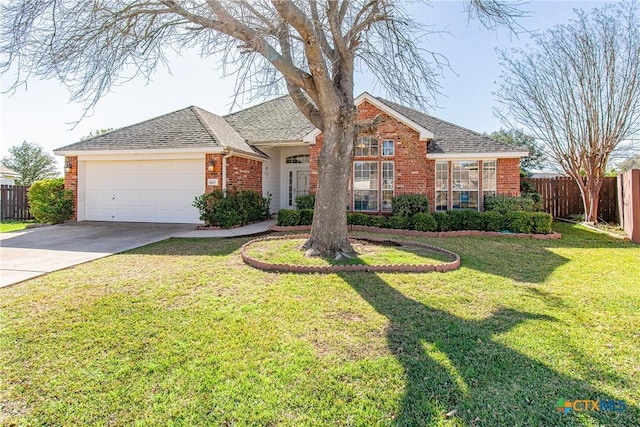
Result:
[496, 1, 640, 223]
[2, 0, 522, 256]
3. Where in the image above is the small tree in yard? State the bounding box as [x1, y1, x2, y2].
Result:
[497, 1, 640, 223]
[1, 0, 522, 256]
[1, 141, 58, 186]
[489, 129, 544, 175]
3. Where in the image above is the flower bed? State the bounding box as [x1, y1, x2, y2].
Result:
[241, 234, 461, 274]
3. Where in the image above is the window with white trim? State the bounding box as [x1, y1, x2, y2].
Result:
[482, 160, 497, 202]
[381, 161, 394, 212]
[435, 161, 449, 211]
[285, 154, 310, 164]
[452, 160, 479, 210]
[382, 140, 394, 156]
[353, 161, 378, 211]
[355, 137, 378, 157]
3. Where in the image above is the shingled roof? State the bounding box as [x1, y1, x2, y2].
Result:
[224, 96, 316, 143]
[376, 98, 522, 155]
[55, 95, 524, 157]
[226, 95, 523, 155]
[55, 106, 262, 157]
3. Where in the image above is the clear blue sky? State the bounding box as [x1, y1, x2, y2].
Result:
[0, 1, 606, 169]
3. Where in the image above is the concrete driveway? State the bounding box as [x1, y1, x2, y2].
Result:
[0, 222, 194, 287]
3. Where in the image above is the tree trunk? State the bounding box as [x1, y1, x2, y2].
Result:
[575, 175, 603, 223]
[303, 112, 356, 258]
[584, 177, 603, 223]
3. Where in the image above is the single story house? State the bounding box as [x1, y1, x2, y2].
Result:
[0, 166, 21, 185]
[54, 92, 527, 223]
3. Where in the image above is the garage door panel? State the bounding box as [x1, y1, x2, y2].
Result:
[83, 160, 204, 223]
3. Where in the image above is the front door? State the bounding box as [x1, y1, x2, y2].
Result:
[287, 169, 310, 208]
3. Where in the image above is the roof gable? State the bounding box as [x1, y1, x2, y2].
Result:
[355, 93, 434, 141]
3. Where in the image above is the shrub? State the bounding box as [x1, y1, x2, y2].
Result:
[505, 211, 533, 234]
[277, 209, 300, 226]
[347, 213, 371, 226]
[369, 215, 389, 228]
[391, 194, 430, 217]
[411, 213, 438, 232]
[484, 195, 536, 214]
[432, 212, 451, 232]
[387, 215, 411, 230]
[447, 210, 484, 231]
[522, 192, 543, 211]
[466, 210, 486, 230]
[530, 212, 553, 234]
[298, 209, 314, 226]
[236, 190, 271, 224]
[28, 178, 73, 224]
[295, 194, 315, 210]
[482, 211, 506, 232]
[193, 189, 271, 228]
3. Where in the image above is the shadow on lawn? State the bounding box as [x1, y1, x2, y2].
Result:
[124, 236, 250, 257]
[340, 272, 638, 426]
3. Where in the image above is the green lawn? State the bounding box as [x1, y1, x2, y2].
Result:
[0, 220, 33, 233]
[1, 222, 638, 426]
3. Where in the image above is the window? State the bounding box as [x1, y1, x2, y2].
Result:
[452, 160, 479, 210]
[381, 161, 394, 212]
[353, 161, 378, 211]
[482, 160, 497, 203]
[285, 154, 309, 164]
[435, 161, 449, 211]
[382, 140, 395, 156]
[355, 137, 378, 157]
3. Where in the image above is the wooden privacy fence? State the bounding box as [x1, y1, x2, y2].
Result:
[1, 184, 31, 221]
[525, 176, 618, 223]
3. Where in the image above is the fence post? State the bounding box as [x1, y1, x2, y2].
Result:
[618, 169, 640, 243]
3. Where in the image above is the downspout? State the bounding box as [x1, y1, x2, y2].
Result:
[222, 148, 233, 192]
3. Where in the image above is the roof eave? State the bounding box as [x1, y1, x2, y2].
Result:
[426, 151, 529, 159]
[54, 147, 227, 156]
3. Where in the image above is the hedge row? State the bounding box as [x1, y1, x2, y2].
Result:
[277, 209, 553, 234]
[484, 193, 542, 214]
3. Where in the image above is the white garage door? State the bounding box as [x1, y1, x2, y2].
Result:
[84, 160, 203, 223]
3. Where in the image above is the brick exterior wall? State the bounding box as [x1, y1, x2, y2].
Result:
[64, 156, 78, 221]
[310, 101, 431, 211]
[205, 153, 223, 193]
[497, 158, 521, 197]
[227, 156, 262, 192]
[309, 101, 521, 212]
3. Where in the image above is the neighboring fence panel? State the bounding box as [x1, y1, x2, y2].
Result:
[1, 184, 31, 221]
[525, 176, 618, 223]
[618, 169, 640, 243]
